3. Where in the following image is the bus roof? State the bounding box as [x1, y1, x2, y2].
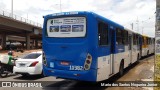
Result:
[43, 11, 124, 29]
[43, 11, 154, 38]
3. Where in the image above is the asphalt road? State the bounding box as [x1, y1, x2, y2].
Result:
[0, 54, 154, 90]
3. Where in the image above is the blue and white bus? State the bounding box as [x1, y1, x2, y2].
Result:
[42, 11, 145, 82]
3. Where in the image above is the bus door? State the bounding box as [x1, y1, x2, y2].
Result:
[110, 27, 115, 75]
[139, 36, 142, 57]
[128, 34, 132, 64]
[97, 22, 112, 81]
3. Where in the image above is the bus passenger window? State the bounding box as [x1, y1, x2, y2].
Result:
[98, 22, 108, 46]
[142, 37, 144, 45]
[133, 34, 138, 45]
[116, 28, 123, 45]
[123, 30, 128, 45]
[148, 38, 149, 45]
[149, 38, 151, 45]
[146, 37, 149, 45]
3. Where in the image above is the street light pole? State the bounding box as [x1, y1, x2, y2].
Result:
[131, 23, 133, 30]
[136, 17, 139, 33]
[11, 0, 13, 18]
[141, 21, 144, 34]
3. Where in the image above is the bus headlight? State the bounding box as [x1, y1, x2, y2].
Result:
[84, 53, 92, 70]
[43, 52, 47, 66]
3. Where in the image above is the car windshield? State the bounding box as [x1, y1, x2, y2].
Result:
[22, 53, 41, 59]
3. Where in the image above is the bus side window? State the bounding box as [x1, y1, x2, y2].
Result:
[123, 30, 128, 45]
[149, 38, 151, 45]
[142, 37, 144, 45]
[147, 37, 149, 45]
[116, 28, 122, 45]
[98, 22, 108, 46]
[137, 35, 139, 45]
[133, 34, 138, 45]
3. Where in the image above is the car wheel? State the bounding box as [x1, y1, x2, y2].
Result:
[40, 71, 44, 77]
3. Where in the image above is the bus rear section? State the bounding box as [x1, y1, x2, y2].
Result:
[42, 11, 142, 82]
[42, 12, 98, 81]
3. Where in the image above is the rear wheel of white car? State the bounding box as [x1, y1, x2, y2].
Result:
[40, 71, 44, 77]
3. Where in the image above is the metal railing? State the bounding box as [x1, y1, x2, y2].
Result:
[0, 10, 42, 28]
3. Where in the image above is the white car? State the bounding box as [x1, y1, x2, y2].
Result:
[13, 51, 43, 76]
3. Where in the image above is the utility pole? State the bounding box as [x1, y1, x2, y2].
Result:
[60, 0, 62, 12]
[11, 0, 13, 18]
[136, 17, 139, 33]
[142, 21, 144, 34]
[142, 27, 143, 34]
[26, 13, 28, 23]
[131, 23, 133, 30]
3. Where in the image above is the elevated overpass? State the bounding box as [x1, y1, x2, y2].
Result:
[0, 10, 42, 50]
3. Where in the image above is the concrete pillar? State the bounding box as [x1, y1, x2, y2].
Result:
[35, 39, 38, 49]
[1, 33, 6, 49]
[21, 42, 25, 49]
[31, 40, 34, 49]
[26, 33, 30, 50]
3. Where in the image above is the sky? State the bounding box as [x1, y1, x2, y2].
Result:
[0, 0, 156, 37]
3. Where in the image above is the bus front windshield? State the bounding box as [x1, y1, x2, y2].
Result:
[46, 17, 86, 38]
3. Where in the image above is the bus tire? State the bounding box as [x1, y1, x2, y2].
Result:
[147, 51, 149, 56]
[119, 60, 124, 76]
[137, 54, 140, 63]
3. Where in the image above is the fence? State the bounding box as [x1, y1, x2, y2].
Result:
[0, 10, 42, 28]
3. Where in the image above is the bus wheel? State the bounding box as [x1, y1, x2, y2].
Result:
[119, 61, 124, 76]
[137, 54, 140, 63]
[147, 51, 149, 56]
